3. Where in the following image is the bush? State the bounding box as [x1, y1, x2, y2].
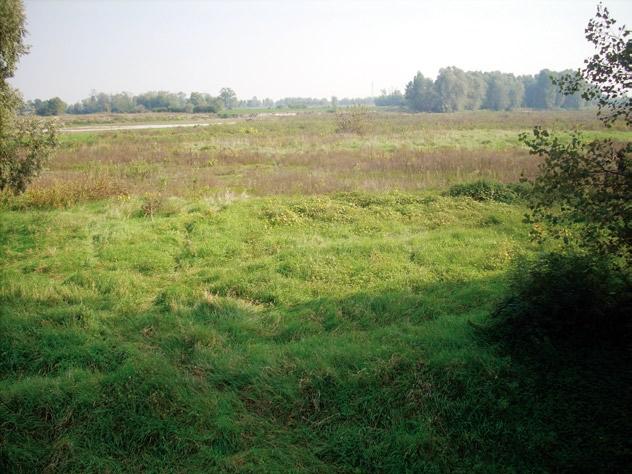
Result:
[335, 106, 372, 134]
[0, 118, 58, 194]
[490, 251, 631, 348]
[446, 180, 526, 203]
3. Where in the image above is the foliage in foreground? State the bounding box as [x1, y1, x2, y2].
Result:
[0, 0, 57, 194]
[493, 4, 632, 351]
[520, 4, 631, 262]
[521, 128, 631, 261]
[491, 251, 631, 348]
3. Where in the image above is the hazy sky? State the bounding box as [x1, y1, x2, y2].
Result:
[10, 0, 632, 103]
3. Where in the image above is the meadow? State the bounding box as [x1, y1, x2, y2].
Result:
[1, 110, 630, 472]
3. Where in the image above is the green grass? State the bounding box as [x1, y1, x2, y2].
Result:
[2, 192, 629, 472]
[2, 110, 630, 472]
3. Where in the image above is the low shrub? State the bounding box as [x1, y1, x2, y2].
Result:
[335, 106, 372, 135]
[490, 251, 631, 348]
[446, 180, 528, 203]
[5, 176, 125, 209]
[138, 193, 165, 218]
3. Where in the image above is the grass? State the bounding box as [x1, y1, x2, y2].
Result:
[1, 110, 630, 472]
[17, 110, 629, 206]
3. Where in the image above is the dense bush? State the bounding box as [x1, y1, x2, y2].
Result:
[445, 180, 528, 203]
[491, 251, 631, 348]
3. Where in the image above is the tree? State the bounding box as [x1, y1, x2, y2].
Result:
[527, 70, 560, 109]
[484, 72, 511, 110]
[491, 3, 631, 350]
[374, 89, 404, 107]
[0, 0, 57, 194]
[434, 67, 468, 112]
[219, 87, 237, 109]
[520, 4, 631, 262]
[110, 92, 135, 113]
[465, 71, 487, 110]
[556, 3, 631, 126]
[34, 96, 66, 116]
[405, 72, 438, 112]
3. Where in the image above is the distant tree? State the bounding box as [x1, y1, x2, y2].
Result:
[189, 92, 221, 113]
[434, 67, 468, 112]
[0, 0, 57, 193]
[528, 70, 562, 109]
[484, 72, 512, 110]
[247, 96, 261, 108]
[34, 97, 66, 116]
[465, 71, 487, 110]
[110, 92, 135, 113]
[219, 87, 237, 109]
[374, 89, 404, 107]
[405, 72, 438, 112]
[507, 76, 525, 110]
[331, 96, 338, 109]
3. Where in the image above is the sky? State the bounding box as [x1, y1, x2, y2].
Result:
[9, 0, 632, 103]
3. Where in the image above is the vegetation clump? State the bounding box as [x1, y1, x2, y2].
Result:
[445, 179, 526, 203]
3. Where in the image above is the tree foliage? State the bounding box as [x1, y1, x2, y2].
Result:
[519, 4, 631, 262]
[521, 128, 631, 260]
[31, 96, 66, 116]
[0, 0, 57, 194]
[556, 3, 631, 126]
[219, 87, 237, 110]
[492, 4, 631, 350]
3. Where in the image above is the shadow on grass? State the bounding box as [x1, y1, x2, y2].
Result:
[1, 274, 630, 472]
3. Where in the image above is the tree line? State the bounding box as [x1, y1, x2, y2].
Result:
[22, 89, 377, 116]
[23, 67, 589, 116]
[397, 67, 588, 112]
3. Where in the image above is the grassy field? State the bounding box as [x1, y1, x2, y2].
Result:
[1, 111, 630, 472]
[12, 110, 630, 207]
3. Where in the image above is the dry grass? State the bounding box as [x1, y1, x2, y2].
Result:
[15, 110, 626, 205]
[5, 175, 126, 209]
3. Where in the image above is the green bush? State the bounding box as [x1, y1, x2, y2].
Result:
[491, 251, 631, 348]
[446, 180, 526, 203]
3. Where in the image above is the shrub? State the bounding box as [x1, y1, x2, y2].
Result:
[138, 193, 165, 218]
[445, 180, 523, 203]
[490, 251, 631, 348]
[335, 106, 371, 134]
[0, 118, 58, 194]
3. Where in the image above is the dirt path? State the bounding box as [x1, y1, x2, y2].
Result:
[61, 121, 237, 133]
